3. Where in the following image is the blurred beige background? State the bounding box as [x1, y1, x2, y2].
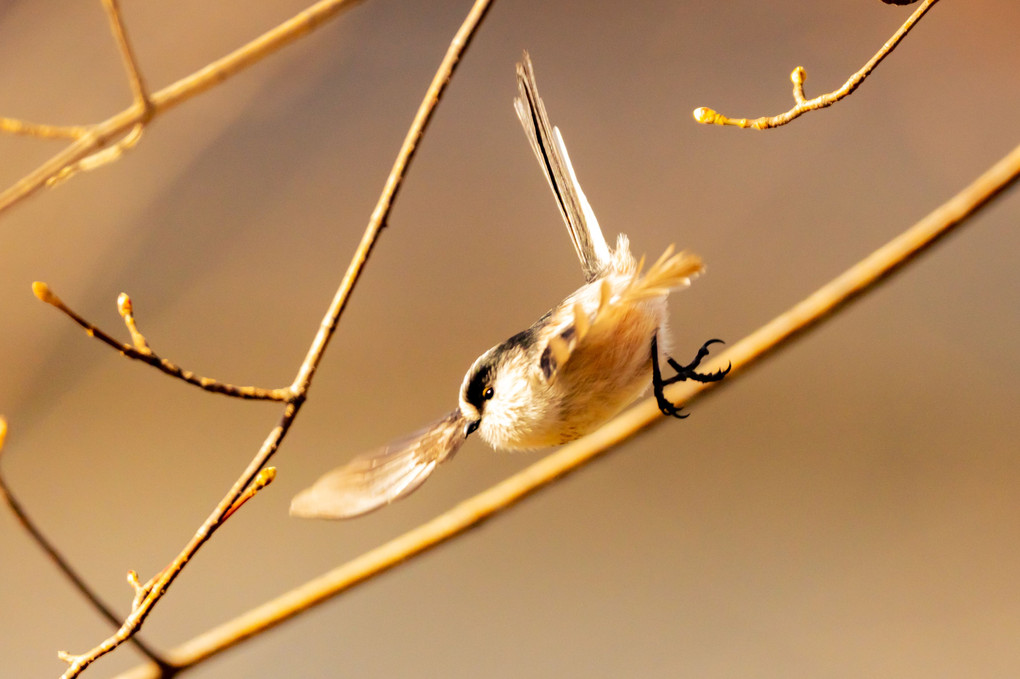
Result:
[2, 1, 1019, 677]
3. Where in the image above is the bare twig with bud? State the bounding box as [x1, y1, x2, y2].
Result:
[693, 0, 939, 130]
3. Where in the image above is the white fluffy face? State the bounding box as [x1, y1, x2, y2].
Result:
[458, 342, 553, 450]
[476, 357, 552, 450]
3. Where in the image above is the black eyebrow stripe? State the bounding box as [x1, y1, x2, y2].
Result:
[464, 362, 493, 409]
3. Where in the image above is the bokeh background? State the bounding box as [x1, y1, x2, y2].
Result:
[2, 1, 1018, 677]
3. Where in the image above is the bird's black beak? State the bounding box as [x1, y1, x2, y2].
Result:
[465, 420, 480, 437]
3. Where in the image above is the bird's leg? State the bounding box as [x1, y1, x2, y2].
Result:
[651, 333, 731, 418]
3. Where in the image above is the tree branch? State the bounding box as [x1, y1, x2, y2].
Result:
[0, 0, 365, 215]
[693, 0, 940, 129]
[47, 1, 495, 676]
[0, 118, 87, 140]
[30, 283, 293, 401]
[102, 0, 151, 108]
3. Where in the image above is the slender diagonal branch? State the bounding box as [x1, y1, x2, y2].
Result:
[102, 0, 151, 108]
[47, 124, 146, 188]
[693, 0, 939, 129]
[30, 283, 293, 401]
[287, 1, 492, 395]
[108, 139, 1020, 679]
[51, 2, 494, 677]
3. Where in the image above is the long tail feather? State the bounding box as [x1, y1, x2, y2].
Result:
[515, 52, 611, 281]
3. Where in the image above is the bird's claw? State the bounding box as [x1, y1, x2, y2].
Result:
[651, 334, 729, 418]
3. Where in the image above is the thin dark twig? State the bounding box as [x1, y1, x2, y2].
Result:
[0, 419, 173, 672]
[31, 283, 292, 401]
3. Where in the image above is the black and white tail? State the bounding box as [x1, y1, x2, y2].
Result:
[514, 52, 612, 283]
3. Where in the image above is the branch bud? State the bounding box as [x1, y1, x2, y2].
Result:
[32, 281, 56, 304]
[692, 107, 720, 124]
[117, 293, 133, 317]
[253, 467, 277, 490]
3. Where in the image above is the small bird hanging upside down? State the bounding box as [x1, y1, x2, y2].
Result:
[291, 52, 728, 520]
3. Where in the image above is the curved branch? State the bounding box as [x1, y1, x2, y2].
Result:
[693, 0, 939, 130]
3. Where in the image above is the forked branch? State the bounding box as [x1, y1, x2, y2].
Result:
[31, 283, 293, 401]
[0, 0, 153, 186]
[50, 0, 154, 181]
[693, 0, 939, 129]
[0, 0, 364, 214]
[48, 1, 494, 676]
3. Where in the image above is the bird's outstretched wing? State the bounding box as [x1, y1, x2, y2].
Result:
[514, 51, 611, 282]
[290, 410, 468, 519]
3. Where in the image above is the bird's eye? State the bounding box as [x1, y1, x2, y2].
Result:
[483, 387, 494, 400]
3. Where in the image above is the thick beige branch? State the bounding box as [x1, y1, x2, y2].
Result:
[694, 0, 939, 129]
[109, 140, 1020, 679]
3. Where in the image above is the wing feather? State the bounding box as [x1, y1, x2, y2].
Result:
[290, 411, 467, 519]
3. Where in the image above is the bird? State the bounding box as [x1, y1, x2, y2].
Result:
[290, 52, 728, 519]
